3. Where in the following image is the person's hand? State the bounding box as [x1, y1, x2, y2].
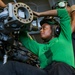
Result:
[33, 11, 40, 17]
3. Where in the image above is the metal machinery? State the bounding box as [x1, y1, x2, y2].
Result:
[0, 2, 39, 67]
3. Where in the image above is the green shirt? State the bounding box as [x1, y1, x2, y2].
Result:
[19, 9, 75, 69]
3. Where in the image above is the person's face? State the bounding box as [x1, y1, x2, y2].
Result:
[40, 23, 52, 40]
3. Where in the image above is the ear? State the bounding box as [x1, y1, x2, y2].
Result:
[52, 25, 61, 37]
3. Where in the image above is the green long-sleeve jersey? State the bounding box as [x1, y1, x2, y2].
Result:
[19, 9, 75, 69]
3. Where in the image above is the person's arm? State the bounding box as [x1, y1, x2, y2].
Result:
[19, 30, 45, 56]
[71, 11, 75, 32]
[71, 5, 75, 32]
[33, 10, 57, 17]
[0, 0, 6, 7]
[57, 9, 71, 41]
